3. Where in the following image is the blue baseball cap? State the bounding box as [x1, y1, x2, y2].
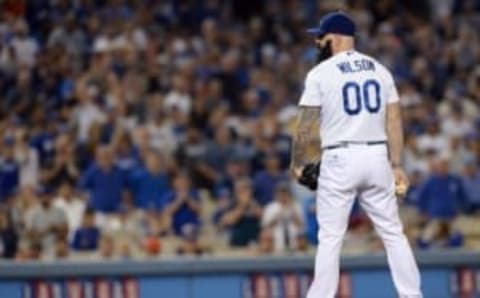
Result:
[307, 12, 356, 37]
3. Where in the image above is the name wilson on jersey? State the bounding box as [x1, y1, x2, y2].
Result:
[337, 59, 375, 74]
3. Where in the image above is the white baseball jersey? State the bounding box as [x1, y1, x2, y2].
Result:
[302, 50, 422, 298]
[298, 50, 399, 147]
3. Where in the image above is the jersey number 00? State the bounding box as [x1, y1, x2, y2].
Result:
[342, 79, 381, 115]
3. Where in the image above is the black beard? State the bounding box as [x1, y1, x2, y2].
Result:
[316, 41, 332, 63]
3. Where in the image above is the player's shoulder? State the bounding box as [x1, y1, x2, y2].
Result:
[305, 62, 326, 81]
[305, 59, 333, 82]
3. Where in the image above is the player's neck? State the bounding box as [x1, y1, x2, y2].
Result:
[332, 37, 354, 55]
[333, 48, 354, 55]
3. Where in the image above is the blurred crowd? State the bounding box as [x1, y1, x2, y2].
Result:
[0, 0, 479, 261]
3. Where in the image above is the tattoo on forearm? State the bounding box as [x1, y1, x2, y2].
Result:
[291, 106, 321, 169]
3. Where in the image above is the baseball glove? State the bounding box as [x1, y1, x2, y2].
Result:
[298, 162, 320, 191]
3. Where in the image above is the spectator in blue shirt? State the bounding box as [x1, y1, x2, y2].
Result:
[128, 150, 170, 210]
[417, 157, 468, 219]
[0, 139, 19, 201]
[403, 170, 424, 206]
[417, 157, 467, 249]
[255, 116, 292, 168]
[253, 154, 288, 205]
[29, 126, 56, 168]
[71, 208, 100, 251]
[113, 132, 141, 175]
[164, 172, 201, 236]
[461, 157, 480, 212]
[79, 146, 126, 213]
[214, 155, 249, 197]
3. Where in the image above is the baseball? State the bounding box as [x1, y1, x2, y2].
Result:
[395, 182, 408, 197]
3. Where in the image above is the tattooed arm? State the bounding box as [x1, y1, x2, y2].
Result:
[386, 102, 403, 168]
[386, 102, 410, 195]
[290, 106, 322, 178]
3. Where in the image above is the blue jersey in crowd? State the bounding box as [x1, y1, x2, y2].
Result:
[162, 190, 201, 235]
[30, 132, 56, 166]
[79, 164, 126, 213]
[417, 174, 468, 219]
[128, 168, 170, 210]
[253, 171, 288, 205]
[71, 227, 100, 251]
[0, 159, 19, 200]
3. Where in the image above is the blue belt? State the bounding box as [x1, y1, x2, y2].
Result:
[323, 140, 387, 150]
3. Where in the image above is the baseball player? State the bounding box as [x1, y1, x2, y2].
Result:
[290, 12, 422, 298]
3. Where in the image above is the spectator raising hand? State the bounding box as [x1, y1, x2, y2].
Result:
[218, 178, 262, 247]
[163, 172, 201, 236]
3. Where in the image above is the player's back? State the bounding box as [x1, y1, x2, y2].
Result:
[300, 50, 398, 147]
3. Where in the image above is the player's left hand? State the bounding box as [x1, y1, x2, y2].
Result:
[392, 166, 409, 198]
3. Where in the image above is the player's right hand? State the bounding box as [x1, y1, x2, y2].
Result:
[392, 167, 409, 198]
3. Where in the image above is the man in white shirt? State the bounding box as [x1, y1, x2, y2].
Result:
[10, 19, 38, 67]
[73, 82, 106, 143]
[262, 183, 305, 253]
[53, 182, 85, 240]
[417, 118, 449, 156]
[27, 189, 68, 257]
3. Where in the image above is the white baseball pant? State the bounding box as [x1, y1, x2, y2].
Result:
[306, 144, 422, 298]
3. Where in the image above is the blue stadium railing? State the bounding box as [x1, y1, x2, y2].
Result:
[0, 250, 478, 278]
